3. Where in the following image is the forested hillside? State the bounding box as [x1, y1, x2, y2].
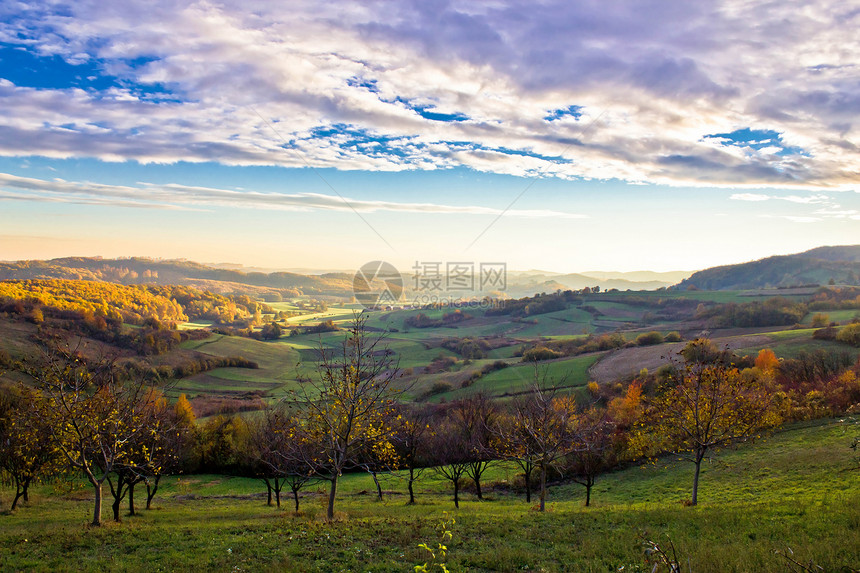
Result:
[676, 245, 860, 290]
[0, 257, 353, 298]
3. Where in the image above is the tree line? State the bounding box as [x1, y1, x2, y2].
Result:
[2, 317, 858, 528]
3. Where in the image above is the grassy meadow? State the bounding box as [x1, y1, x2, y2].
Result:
[2, 419, 858, 572]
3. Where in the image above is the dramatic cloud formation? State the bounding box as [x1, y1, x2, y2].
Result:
[0, 0, 857, 189]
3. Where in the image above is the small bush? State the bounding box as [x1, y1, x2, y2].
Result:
[664, 331, 682, 342]
[813, 326, 838, 341]
[836, 323, 860, 347]
[636, 331, 664, 346]
[423, 382, 453, 398]
[811, 313, 830, 328]
[481, 360, 509, 374]
[522, 346, 561, 362]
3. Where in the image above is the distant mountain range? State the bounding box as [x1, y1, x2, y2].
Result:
[0, 257, 354, 298]
[675, 245, 860, 290]
[0, 257, 689, 299]
[503, 271, 684, 294]
[5, 247, 857, 297]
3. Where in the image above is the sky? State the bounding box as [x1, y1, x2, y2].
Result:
[0, 0, 858, 275]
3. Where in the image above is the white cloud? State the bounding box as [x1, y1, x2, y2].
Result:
[0, 171, 587, 219]
[730, 192, 833, 204]
[759, 214, 822, 223]
[730, 193, 770, 201]
[0, 1, 857, 188]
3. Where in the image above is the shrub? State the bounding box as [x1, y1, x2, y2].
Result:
[522, 346, 561, 362]
[664, 331, 682, 342]
[481, 360, 509, 374]
[424, 381, 453, 397]
[836, 323, 860, 347]
[811, 313, 830, 328]
[813, 326, 838, 340]
[636, 331, 664, 346]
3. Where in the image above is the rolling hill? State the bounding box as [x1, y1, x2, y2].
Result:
[675, 245, 860, 290]
[0, 257, 354, 298]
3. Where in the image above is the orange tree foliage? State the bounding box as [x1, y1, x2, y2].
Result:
[755, 348, 780, 373]
[638, 354, 782, 505]
[143, 285, 274, 325]
[607, 380, 644, 430]
[0, 279, 276, 328]
[0, 279, 187, 324]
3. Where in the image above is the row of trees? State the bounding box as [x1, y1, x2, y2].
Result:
[1, 318, 806, 526]
[0, 345, 196, 524]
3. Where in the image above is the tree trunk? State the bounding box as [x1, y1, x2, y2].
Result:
[145, 475, 160, 510]
[371, 470, 383, 501]
[585, 478, 592, 507]
[108, 474, 125, 523]
[22, 478, 30, 502]
[539, 462, 547, 512]
[128, 482, 136, 516]
[11, 476, 24, 510]
[691, 457, 702, 506]
[453, 479, 460, 509]
[264, 478, 273, 506]
[92, 479, 103, 526]
[274, 479, 282, 509]
[112, 494, 122, 522]
[327, 476, 338, 521]
[524, 466, 532, 503]
[293, 487, 300, 513]
[407, 468, 416, 505]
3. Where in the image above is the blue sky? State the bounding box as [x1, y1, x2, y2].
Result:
[0, 1, 858, 273]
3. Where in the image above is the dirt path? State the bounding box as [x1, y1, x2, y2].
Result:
[588, 334, 773, 383]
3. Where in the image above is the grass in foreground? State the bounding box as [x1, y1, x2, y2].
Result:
[1, 420, 857, 572]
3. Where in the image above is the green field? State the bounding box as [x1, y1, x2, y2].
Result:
[732, 326, 860, 360]
[173, 334, 306, 399]
[801, 309, 860, 325]
[1, 419, 857, 572]
[463, 354, 599, 397]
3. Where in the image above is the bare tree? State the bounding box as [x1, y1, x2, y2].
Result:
[450, 393, 499, 501]
[503, 375, 578, 512]
[430, 416, 471, 509]
[392, 404, 435, 505]
[0, 385, 62, 510]
[567, 406, 617, 507]
[23, 342, 158, 526]
[249, 406, 316, 512]
[292, 314, 402, 521]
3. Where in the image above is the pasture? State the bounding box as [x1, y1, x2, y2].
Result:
[1, 419, 857, 572]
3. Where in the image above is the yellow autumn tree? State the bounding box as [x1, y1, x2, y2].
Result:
[641, 353, 782, 505]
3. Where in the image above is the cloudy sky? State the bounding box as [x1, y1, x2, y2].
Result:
[0, 0, 858, 274]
